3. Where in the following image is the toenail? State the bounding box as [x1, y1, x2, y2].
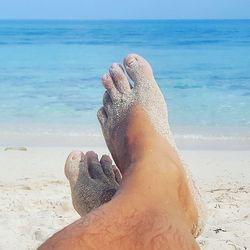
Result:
[110, 63, 119, 69]
[125, 56, 138, 67]
[69, 151, 83, 161]
[101, 155, 111, 163]
[71, 152, 79, 160]
[102, 73, 111, 81]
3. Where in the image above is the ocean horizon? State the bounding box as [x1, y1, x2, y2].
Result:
[0, 19, 250, 148]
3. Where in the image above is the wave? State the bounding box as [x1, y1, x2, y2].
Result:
[1, 129, 250, 149]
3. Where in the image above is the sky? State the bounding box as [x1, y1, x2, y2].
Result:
[0, 0, 250, 20]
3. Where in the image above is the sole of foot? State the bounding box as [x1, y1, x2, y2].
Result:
[65, 151, 121, 217]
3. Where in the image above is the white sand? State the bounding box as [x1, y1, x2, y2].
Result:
[0, 147, 249, 249]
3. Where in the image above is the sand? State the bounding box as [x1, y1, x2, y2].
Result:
[0, 147, 249, 249]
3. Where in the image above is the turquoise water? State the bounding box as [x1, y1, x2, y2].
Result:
[0, 20, 250, 147]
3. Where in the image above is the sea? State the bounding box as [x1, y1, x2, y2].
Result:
[0, 20, 250, 148]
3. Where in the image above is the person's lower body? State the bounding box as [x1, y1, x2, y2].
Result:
[39, 54, 205, 249]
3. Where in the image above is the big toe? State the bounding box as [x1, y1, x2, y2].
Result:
[65, 151, 84, 184]
[123, 54, 155, 88]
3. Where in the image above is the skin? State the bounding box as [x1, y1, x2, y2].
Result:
[65, 151, 121, 217]
[39, 54, 200, 249]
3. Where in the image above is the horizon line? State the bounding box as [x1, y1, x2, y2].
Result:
[0, 18, 249, 21]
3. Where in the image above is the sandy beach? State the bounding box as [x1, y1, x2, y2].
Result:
[0, 146, 249, 249]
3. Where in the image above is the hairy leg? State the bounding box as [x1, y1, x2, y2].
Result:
[39, 108, 199, 250]
[39, 54, 202, 249]
[98, 54, 203, 236]
[67, 55, 204, 237]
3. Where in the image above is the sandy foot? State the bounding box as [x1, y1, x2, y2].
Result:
[65, 151, 121, 216]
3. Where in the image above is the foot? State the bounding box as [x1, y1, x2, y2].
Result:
[97, 54, 205, 237]
[65, 151, 121, 217]
[98, 54, 176, 172]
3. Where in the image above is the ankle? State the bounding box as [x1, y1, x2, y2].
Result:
[118, 153, 198, 234]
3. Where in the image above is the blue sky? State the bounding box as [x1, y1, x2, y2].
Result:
[1, 0, 250, 19]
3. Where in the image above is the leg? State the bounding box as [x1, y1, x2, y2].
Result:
[68, 56, 204, 237]
[39, 110, 199, 249]
[99, 54, 204, 236]
[39, 54, 202, 249]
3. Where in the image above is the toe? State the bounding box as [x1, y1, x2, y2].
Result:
[86, 151, 105, 179]
[102, 73, 120, 100]
[112, 165, 122, 184]
[100, 155, 115, 179]
[123, 54, 154, 88]
[97, 107, 108, 126]
[102, 91, 112, 114]
[109, 63, 131, 94]
[65, 151, 85, 184]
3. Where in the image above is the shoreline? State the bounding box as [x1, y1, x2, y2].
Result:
[1, 132, 250, 150]
[0, 147, 249, 249]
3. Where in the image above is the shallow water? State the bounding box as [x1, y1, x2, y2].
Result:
[0, 20, 250, 147]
